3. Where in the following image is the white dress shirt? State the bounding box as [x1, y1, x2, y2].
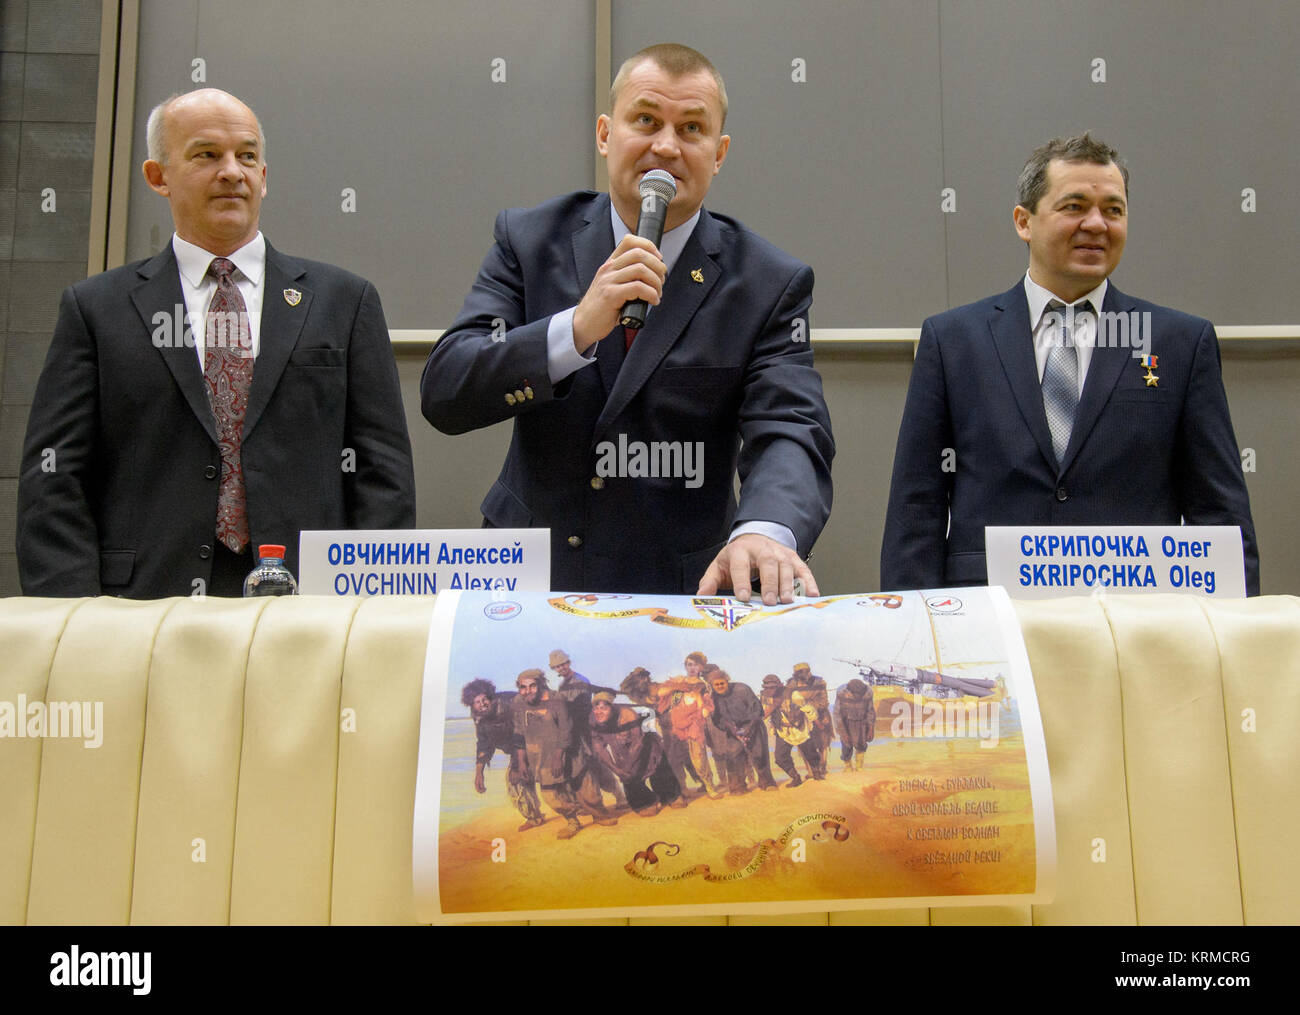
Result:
[172, 231, 266, 369]
[1023, 272, 1109, 398]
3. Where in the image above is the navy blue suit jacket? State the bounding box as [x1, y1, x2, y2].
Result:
[881, 281, 1259, 595]
[16, 241, 416, 597]
[420, 192, 834, 593]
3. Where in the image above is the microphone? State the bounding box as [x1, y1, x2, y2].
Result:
[619, 169, 677, 330]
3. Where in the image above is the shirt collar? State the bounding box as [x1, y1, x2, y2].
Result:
[1023, 272, 1108, 329]
[608, 200, 701, 277]
[172, 231, 266, 288]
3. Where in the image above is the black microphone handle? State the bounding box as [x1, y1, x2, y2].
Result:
[619, 299, 651, 330]
[619, 195, 671, 330]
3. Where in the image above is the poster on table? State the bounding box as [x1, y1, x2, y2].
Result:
[412, 587, 1055, 922]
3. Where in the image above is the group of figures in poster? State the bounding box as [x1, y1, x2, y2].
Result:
[460, 649, 879, 841]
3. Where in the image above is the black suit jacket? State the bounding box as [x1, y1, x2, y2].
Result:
[17, 241, 416, 597]
[881, 281, 1259, 595]
[420, 192, 834, 593]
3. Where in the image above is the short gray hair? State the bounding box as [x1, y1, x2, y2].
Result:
[1016, 132, 1127, 212]
[145, 90, 267, 164]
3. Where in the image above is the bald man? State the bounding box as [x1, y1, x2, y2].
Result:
[17, 89, 415, 597]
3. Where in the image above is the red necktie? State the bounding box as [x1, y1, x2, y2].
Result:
[624, 326, 638, 352]
[204, 257, 253, 553]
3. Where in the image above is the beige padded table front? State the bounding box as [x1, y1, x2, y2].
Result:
[1, 593, 1296, 925]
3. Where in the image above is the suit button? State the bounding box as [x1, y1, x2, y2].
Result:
[590, 476, 604, 490]
[505, 393, 516, 406]
[204, 465, 218, 479]
[199, 544, 213, 559]
[567, 535, 582, 548]
[1056, 486, 1068, 502]
[514, 389, 525, 402]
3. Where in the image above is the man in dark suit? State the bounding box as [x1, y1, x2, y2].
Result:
[881, 133, 1258, 595]
[17, 88, 415, 598]
[421, 44, 833, 601]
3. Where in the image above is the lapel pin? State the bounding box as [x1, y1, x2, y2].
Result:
[1139, 353, 1158, 387]
[283, 288, 302, 306]
[691, 268, 704, 284]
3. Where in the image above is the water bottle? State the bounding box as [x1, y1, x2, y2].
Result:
[243, 544, 298, 597]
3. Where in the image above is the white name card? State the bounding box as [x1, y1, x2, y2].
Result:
[297, 528, 550, 597]
[986, 525, 1245, 599]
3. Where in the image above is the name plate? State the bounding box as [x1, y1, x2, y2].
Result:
[297, 528, 550, 596]
[986, 526, 1245, 599]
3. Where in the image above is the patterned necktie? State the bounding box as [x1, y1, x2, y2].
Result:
[204, 257, 253, 553]
[1041, 299, 1080, 467]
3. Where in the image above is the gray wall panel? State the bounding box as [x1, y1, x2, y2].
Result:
[1219, 345, 1298, 596]
[125, 0, 200, 260]
[940, 0, 1300, 321]
[1, 0, 101, 597]
[801, 345, 916, 595]
[614, 0, 948, 326]
[397, 349, 511, 529]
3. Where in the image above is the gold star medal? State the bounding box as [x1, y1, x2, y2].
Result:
[1140, 353, 1158, 387]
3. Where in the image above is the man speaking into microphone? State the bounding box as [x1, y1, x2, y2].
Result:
[421, 43, 833, 601]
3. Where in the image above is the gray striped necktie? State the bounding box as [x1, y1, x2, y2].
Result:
[1041, 299, 1080, 467]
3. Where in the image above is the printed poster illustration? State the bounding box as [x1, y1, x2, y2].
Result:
[413, 587, 1055, 922]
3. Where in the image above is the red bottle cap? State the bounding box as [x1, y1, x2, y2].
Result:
[258, 545, 286, 559]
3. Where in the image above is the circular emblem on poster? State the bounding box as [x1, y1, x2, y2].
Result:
[924, 595, 963, 613]
[484, 600, 522, 621]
